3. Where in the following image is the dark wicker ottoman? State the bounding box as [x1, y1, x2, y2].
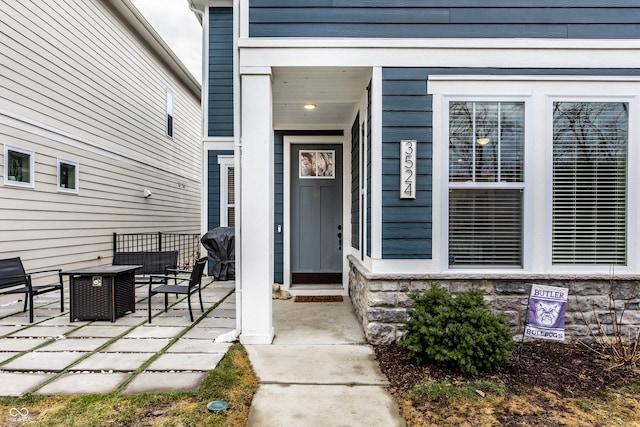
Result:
[63, 265, 140, 322]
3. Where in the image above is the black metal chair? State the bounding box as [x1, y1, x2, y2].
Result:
[0, 257, 64, 323]
[147, 257, 207, 323]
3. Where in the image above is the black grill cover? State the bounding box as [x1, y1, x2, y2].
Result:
[201, 227, 235, 280]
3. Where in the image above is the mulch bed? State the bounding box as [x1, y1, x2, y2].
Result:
[375, 341, 640, 426]
[374, 340, 640, 399]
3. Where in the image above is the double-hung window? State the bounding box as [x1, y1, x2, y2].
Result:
[218, 155, 235, 227]
[552, 101, 628, 265]
[448, 101, 525, 267]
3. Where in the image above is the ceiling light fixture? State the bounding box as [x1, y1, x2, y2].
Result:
[476, 137, 490, 146]
[303, 103, 317, 110]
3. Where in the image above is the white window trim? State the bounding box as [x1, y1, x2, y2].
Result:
[57, 158, 79, 194]
[218, 155, 234, 227]
[4, 145, 35, 188]
[429, 76, 639, 275]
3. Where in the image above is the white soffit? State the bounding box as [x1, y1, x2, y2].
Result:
[271, 67, 371, 129]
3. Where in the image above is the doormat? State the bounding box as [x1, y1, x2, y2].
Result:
[294, 295, 343, 303]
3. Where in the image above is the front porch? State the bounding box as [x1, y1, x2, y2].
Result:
[234, 66, 372, 343]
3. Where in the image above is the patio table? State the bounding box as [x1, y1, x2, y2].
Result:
[62, 265, 141, 322]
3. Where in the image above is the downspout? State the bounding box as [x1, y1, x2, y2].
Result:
[188, 1, 204, 23]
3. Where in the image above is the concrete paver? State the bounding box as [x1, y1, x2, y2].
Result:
[102, 338, 172, 353]
[2, 351, 87, 372]
[181, 327, 229, 339]
[124, 326, 184, 339]
[10, 326, 77, 338]
[38, 317, 89, 327]
[39, 338, 111, 352]
[146, 353, 224, 371]
[67, 325, 132, 338]
[208, 309, 235, 318]
[0, 315, 29, 325]
[142, 316, 194, 326]
[87, 316, 145, 326]
[165, 339, 231, 354]
[121, 372, 207, 394]
[0, 351, 18, 363]
[0, 338, 50, 351]
[197, 317, 236, 328]
[0, 372, 55, 396]
[72, 352, 155, 371]
[36, 372, 129, 395]
[0, 325, 24, 336]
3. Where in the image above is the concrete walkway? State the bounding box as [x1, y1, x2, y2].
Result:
[246, 299, 406, 427]
[0, 278, 235, 396]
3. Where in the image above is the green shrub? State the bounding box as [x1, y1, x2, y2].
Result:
[400, 285, 515, 375]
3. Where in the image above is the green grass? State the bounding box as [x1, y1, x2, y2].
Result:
[410, 380, 506, 402]
[0, 344, 257, 427]
[628, 380, 640, 394]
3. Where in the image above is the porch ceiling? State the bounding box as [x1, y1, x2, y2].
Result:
[271, 67, 371, 130]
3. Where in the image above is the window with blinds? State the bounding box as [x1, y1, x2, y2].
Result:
[448, 101, 525, 267]
[552, 102, 628, 265]
[226, 166, 235, 227]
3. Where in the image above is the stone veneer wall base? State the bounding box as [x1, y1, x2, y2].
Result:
[348, 256, 640, 346]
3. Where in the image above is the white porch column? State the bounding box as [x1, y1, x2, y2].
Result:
[238, 68, 274, 344]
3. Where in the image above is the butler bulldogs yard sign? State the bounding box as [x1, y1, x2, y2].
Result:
[524, 284, 568, 341]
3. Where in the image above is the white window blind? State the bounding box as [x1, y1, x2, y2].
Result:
[448, 101, 525, 267]
[449, 189, 522, 266]
[226, 166, 235, 227]
[552, 102, 628, 265]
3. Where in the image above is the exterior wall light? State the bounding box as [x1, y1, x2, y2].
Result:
[303, 103, 317, 110]
[477, 137, 490, 146]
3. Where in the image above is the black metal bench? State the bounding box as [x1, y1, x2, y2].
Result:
[0, 257, 64, 323]
[112, 251, 179, 284]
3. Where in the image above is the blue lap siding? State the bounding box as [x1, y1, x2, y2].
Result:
[208, 8, 234, 137]
[249, 1, 640, 39]
[381, 68, 640, 259]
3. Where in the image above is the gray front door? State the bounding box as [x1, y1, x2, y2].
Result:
[291, 144, 343, 284]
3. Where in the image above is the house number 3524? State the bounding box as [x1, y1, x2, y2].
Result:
[400, 140, 417, 200]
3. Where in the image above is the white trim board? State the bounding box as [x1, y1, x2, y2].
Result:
[239, 43, 640, 69]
